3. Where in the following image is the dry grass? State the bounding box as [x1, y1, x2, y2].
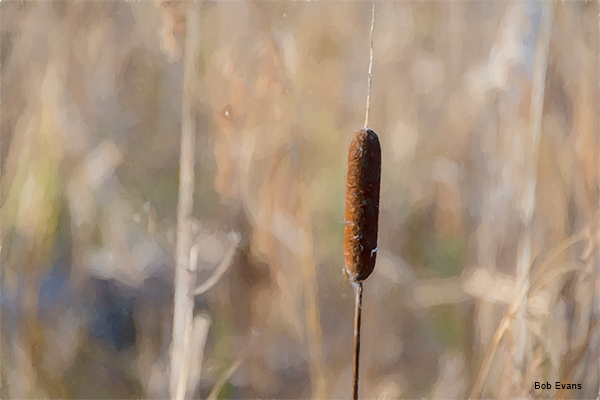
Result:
[1, 1, 597, 399]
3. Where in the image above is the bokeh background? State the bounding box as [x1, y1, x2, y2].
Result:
[1, 1, 598, 399]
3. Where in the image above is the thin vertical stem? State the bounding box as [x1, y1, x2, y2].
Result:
[512, 0, 554, 383]
[364, 1, 375, 128]
[170, 4, 201, 400]
[352, 282, 364, 400]
[514, 0, 554, 299]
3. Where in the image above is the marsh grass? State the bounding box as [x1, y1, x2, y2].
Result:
[1, 1, 597, 399]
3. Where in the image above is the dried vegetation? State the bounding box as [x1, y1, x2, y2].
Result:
[1, 1, 598, 399]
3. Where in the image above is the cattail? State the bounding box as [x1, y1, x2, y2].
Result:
[344, 127, 381, 400]
[349, 5, 378, 400]
[344, 128, 381, 282]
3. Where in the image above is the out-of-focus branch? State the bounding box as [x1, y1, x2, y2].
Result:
[169, 4, 202, 400]
[513, 0, 555, 307]
[190, 232, 241, 296]
[186, 313, 212, 396]
[410, 277, 472, 309]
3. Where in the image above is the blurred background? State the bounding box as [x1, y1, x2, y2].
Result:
[1, 1, 598, 399]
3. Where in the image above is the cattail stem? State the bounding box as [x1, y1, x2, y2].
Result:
[352, 282, 364, 400]
[364, 1, 375, 128]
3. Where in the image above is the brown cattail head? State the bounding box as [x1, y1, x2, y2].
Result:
[344, 128, 381, 282]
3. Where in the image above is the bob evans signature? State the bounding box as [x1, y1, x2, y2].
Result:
[535, 382, 582, 390]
